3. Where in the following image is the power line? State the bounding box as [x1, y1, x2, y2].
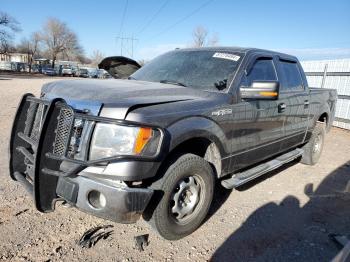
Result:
[116, 0, 129, 54]
[136, 0, 170, 36]
[147, 0, 214, 40]
[118, 0, 129, 38]
[116, 36, 138, 57]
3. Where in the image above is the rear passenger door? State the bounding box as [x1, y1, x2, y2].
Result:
[276, 58, 310, 150]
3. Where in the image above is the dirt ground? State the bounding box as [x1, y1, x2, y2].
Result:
[0, 75, 349, 262]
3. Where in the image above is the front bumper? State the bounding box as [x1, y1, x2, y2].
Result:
[9, 94, 162, 222]
[56, 174, 153, 223]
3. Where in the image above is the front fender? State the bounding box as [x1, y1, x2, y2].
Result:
[166, 117, 230, 157]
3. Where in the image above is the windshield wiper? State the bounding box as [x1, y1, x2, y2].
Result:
[160, 79, 187, 87]
[128, 76, 136, 80]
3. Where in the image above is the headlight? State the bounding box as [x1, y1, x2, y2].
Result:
[89, 123, 161, 160]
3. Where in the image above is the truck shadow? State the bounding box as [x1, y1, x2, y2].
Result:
[205, 159, 300, 223]
[210, 161, 350, 261]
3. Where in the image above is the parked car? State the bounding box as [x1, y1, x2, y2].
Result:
[97, 69, 112, 79]
[71, 66, 79, 77]
[41, 66, 56, 76]
[13, 62, 26, 72]
[78, 68, 89, 78]
[31, 64, 40, 73]
[87, 68, 98, 78]
[61, 65, 73, 76]
[9, 47, 337, 240]
[0, 61, 12, 71]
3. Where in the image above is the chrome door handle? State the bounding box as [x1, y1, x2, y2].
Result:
[304, 100, 310, 107]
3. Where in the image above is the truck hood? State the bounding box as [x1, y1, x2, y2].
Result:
[41, 79, 205, 119]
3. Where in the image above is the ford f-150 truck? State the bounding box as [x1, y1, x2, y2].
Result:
[9, 47, 337, 240]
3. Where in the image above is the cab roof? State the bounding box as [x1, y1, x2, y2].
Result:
[173, 46, 298, 61]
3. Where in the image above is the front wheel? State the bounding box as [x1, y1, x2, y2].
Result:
[146, 153, 215, 240]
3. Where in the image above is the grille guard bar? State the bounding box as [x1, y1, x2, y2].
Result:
[9, 93, 166, 212]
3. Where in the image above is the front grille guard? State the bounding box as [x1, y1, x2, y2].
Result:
[9, 94, 165, 212]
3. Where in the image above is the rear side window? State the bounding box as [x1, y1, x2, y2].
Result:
[279, 60, 304, 90]
[241, 59, 277, 86]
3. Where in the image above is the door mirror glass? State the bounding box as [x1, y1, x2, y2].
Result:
[241, 80, 280, 100]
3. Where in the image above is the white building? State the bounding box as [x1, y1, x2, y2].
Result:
[0, 53, 29, 63]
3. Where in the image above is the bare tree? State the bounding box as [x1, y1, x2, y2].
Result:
[191, 25, 219, 47]
[76, 54, 91, 65]
[89, 50, 105, 67]
[17, 32, 41, 72]
[192, 26, 208, 47]
[40, 18, 83, 68]
[0, 12, 21, 53]
[58, 44, 85, 62]
[208, 32, 219, 46]
[137, 59, 148, 66]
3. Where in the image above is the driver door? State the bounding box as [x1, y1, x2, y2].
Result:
[229, 57, 286, 171]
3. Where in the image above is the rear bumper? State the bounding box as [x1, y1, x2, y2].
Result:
[56, 175, 153, 223]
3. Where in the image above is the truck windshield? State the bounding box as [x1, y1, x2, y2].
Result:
[131, 50, 243, 91]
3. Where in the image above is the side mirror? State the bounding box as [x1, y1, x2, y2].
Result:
[240, 80, 280, 100]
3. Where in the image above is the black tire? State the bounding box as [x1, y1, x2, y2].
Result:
[146, 153, 215, 240]
[301, 122, 326, 165]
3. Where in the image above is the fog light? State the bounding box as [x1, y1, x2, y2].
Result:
[87, 190, 106, 209]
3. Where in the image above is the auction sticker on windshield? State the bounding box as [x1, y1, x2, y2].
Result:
[213, 52, 240, 61]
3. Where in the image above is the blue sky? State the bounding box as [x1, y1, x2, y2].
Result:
[2, 0, 350, 61]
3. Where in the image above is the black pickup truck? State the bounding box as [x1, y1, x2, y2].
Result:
[9, 47, 337, 240]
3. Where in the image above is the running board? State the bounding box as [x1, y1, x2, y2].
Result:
[221, 148, 304, 189]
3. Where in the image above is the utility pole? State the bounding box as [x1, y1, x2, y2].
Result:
[116, 36, 138, 58]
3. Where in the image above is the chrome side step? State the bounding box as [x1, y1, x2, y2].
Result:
[221, 148, 304, 189]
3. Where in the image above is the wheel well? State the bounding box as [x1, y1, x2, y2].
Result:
[317, 112, 330, 132]
[158, 138, 222, 179]
[318, 112, 328, 124]
[170, 137, 212, 157]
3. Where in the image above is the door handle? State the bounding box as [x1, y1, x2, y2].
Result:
[278, 103, 286, 113]
[304, 100, 309, 108]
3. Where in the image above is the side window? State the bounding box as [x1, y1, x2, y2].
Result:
[241, 59, 277, 86]
[279, 60, 304, 90]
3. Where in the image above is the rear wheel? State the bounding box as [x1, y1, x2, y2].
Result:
[146, 153, 215, 240]
[301, 122, 326, 165]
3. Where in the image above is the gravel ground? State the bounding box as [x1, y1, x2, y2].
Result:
[0, 75, 349, 262]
